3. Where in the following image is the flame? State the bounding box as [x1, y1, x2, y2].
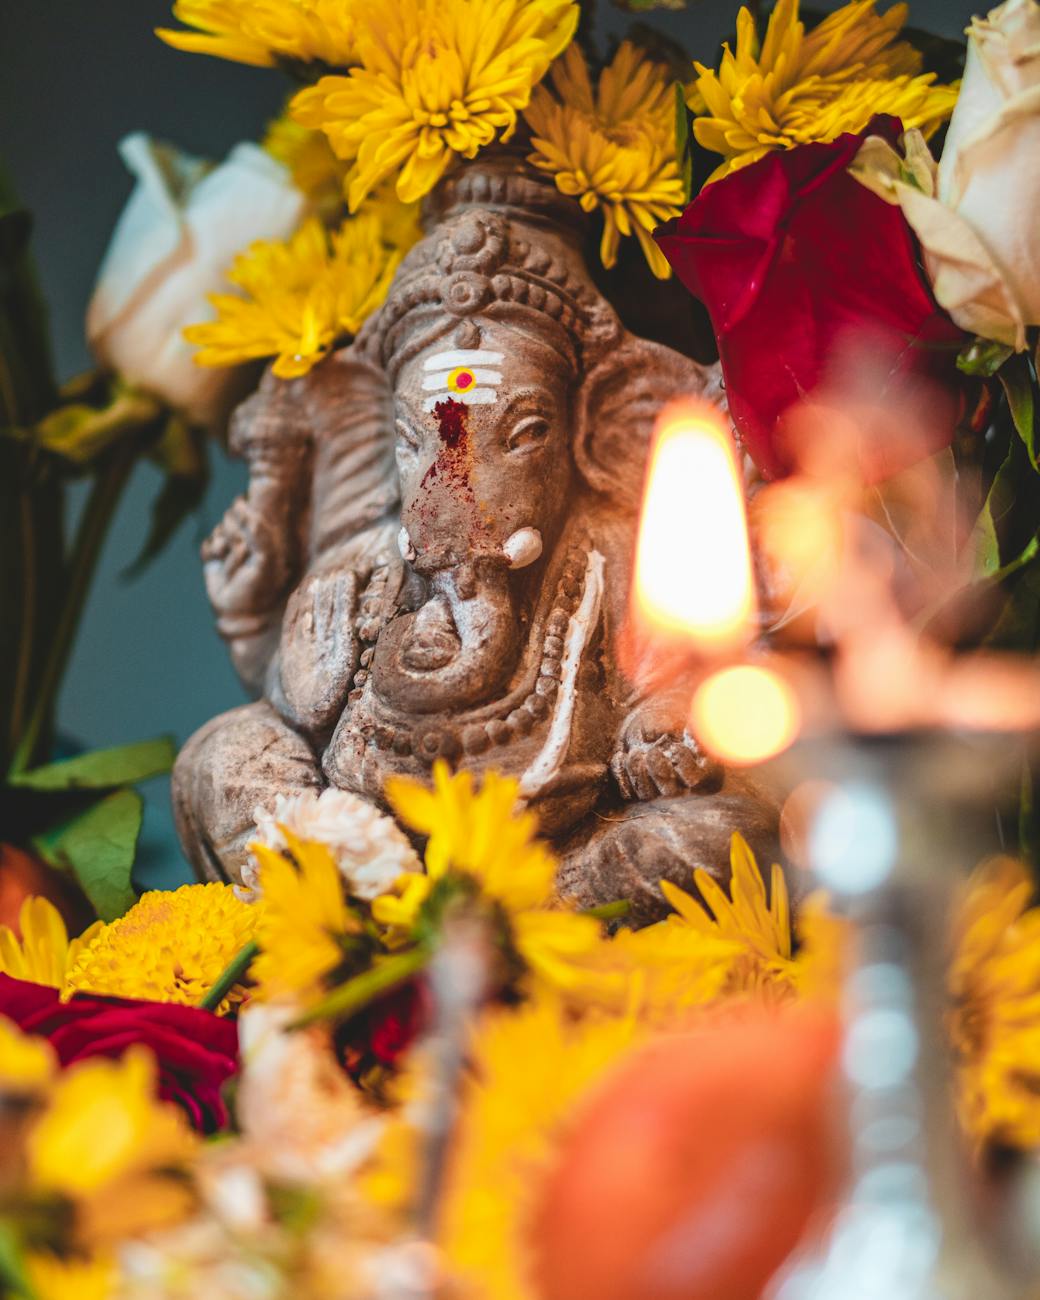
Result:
[691, 664, 801, 765]
[634, 400, 756, 657]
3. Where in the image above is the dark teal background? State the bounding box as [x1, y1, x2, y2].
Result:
[0, 0, 976, 888]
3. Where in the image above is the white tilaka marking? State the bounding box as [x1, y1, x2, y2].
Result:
[519, 549, 605, 800]
[423, 388, 497, 411]
[423, 349, 503, 370]
[421, 368, 502, 391]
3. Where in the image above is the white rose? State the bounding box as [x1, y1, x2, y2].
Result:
[87, 133, 306, 428]
[851, 0, 1040, 350]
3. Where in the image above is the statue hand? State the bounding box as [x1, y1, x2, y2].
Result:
[202, 496, 293, 618]
[278, 566, 361, 734]
[612, 695, 722, 801]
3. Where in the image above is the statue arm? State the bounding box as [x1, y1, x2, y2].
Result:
[611, 684, 722, 802]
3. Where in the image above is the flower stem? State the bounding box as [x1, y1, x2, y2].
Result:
[289, 946, 429, 1030]
[583, 899, 631, 921]
[198, 939, 260, 1012]
[9, 442, 135, 775]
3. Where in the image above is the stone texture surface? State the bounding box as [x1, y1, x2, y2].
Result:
[173, 155, 781, 920]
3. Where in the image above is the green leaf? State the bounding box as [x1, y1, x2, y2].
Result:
[970, 437, 1021, 578]
[32, 388, 162, 465]
[957, 337, 1014, 378]
[0, 1223, 33, 1299]
[999, 353, 1039, 471]
[33, 788, 142, 921]
[983, 554, 1040, 652]
[9, 737, 175, 791]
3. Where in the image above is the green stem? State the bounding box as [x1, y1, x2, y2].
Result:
[9, 443, 136, 775]
[583, 898, 631, 922]
[198, 939, 260, 1012]
[7, 488, 36, 763]
[289, 946, 430, 1030]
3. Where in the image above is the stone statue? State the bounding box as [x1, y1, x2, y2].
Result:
[173, 155, 779, 924]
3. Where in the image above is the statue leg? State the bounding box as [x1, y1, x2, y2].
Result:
[172, 701, 323, 885]
[555, 774, 784, 927]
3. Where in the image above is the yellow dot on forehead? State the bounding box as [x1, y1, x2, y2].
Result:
[448, 366, 475, 392]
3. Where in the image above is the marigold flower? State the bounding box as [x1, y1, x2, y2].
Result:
[27, 1047, 197, 1246]
[949, 856, 1040, 1148]
[184, 213, 406, 378]
[157, 0, 360, 69]
[691, 0, 959, 183]
[0, 896, 102, 989]
[264, 113, 349, 217]
[290, 0, 578, 209]
[525, 42, 685, 278]
[62, 883, 257, 1015]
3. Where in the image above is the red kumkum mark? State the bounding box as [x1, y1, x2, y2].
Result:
[421, 397, 472, 494]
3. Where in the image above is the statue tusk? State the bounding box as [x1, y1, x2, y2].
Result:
[503, 527, 543, 569]
[398, 527, 417, 563]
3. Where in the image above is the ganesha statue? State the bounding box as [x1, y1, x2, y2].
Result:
[173, 155, 779, 923]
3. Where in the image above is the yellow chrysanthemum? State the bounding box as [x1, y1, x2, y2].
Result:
[376, 762, 603, 996]
[27, 1047, 197, 1246]
[367, 996, 644, 1300]
[949, 857, 1040, 1148]
[291, 0, 579, 209]
[157, 0, 360, 69]
[658, 832, 846, 1003]
[0, 896, 102, 989]
[25, 1253, 116, 1300]
[524, 42, 685, 278]
[264, 114, 349, 217]
[691, 0, 959, 183]
[250, 831, 361, 1004]
[0, 1015, 56, 1094]
[184, 213, 404, 378]
[62, 883, 257, 1015]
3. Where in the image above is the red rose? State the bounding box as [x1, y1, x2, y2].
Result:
[655, 119, 968, 481]
[337, 979, 429, 1080]
[0, 973, 238, 1133]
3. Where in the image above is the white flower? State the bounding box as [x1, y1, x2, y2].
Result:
[852, 0, 1040, 350]
[87, 133, 306, 428]
[245, 787, 422, 902]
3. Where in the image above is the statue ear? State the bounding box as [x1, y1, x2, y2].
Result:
[574, 335, 724, 512]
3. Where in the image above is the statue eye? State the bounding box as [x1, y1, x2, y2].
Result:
[395, 418, 421, 454]
[507, 415, 550, 453]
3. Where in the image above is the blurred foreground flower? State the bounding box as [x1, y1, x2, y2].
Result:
[949, 856, 1040, 1148]
[88, 133, 306, 428]
[690, 0, 958, 183]
[184, 213, 403, 378]
[525, 42, 684, 278]
[656, 119, 968, 481]
[854, 0, 1040, 350]
[291, 0, 578, 208]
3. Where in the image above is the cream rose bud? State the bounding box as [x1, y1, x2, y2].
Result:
[860, 0, 1040, 351]
[87, 133, 306, 429]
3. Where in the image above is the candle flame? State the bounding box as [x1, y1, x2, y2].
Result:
[634, 400, 756, 656]
[691, 664, 801, 765]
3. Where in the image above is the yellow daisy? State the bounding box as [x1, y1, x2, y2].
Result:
[0, 896, 102, 989]
[249, 831, 365, 1004]
[376, 762, 603, 997]
[27, 1047, 197, 1247]
[0, 1015, 56, 1095]
[524, 41, 685, 278]
[290, 0, 579, 209]
[24, 1253, 116, 1300]
[157, 0, 360, 69]
[948, 857, 1040, 1148]
[691, 0, 959, 183]
[264, 113, 349, 218]
[62, 883, 258, 1015]
[184, 213, 404, 378]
